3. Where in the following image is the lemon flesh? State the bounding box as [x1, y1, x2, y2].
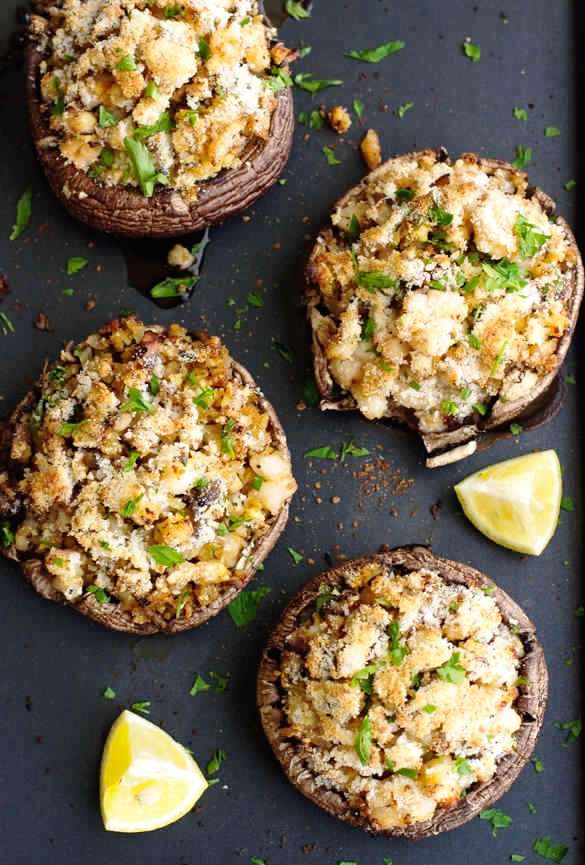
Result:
[100, 710, 207, 833]
[454, 449, 562, 556]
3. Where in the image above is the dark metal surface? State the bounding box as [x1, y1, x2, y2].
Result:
[0, 2, 581, 864]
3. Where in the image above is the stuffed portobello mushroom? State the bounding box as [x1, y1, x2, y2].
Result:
[0, 318, 296, 633]
[307, 149, 584, 467]
[258, 547, 547, 838]
[26, 0, 294, 237]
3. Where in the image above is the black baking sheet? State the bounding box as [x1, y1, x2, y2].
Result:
[0, 2, 582, 864]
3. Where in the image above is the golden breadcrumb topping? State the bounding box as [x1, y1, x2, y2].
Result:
[0, 319, 295, 624]
[308, 150, 577, 433]
[278, 561, 524, 830]
[30, 0, 280, 198]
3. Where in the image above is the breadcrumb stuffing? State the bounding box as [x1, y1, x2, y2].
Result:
[308, 150, 577, 432]
[31, 0, 279, 198]
[278, 561, 525, 830]
[0, 318, 296, 625]
[328, 106, 352, 135]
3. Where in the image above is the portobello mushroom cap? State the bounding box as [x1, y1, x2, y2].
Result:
[306, 148, 584, 468]
[25, 5, 294, 238]
[258, 547, 547, 838]
[0, 319, 296, 634]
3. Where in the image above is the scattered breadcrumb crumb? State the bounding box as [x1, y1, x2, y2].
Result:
[360, 128, 382, 170]
[328, 106, 352, 134]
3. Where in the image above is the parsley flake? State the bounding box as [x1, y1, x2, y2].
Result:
[346, 40, 405, 63]
[10, 188, 32, 241]
[228, 586, 270, 627]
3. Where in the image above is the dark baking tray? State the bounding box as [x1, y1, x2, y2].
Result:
[0, 2, 582, 864]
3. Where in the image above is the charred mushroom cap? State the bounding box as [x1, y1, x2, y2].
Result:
[25, 14, 294, 239]
[257, 546, 547, 838]
[0, 325, 295, 634]
[306, 148, 584, 468]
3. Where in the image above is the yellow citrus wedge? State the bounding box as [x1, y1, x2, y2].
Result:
[100, 709, 207, 833]
[454, 449, 562, 556]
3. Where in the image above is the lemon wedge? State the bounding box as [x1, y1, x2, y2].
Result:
[454, 449, 562, 556]
[100, 710, 207, 833]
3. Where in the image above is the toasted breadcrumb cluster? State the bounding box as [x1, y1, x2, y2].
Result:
[0, 319, 295, 625]
[30, 0, 279, 198]
[278, 561, 524, 830]
[308, 150, 577, 432]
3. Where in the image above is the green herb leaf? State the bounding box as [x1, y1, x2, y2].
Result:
[134, 111, 176, 140]
[355, 714, 372, 765]
[10, 187, 32, 241]
[353, 98, 364, 119]
[0, 522, 14, 547]
[190, 674, 210, 696]
[440, 399, 458, 416]
[250, 859, 267, 865]
[564, 179, 576, 191]
[150, 275, 197, 298]
[193, 387, 215, 409]
[57, 419, 87, 436]
[351, 663, 381, 694]
[463, 40, 481, 62]
[121, 494, 143, 517]
[544, 126, 561, 138]
[437, 652, 466, 684]
[268, 66, 293, 91]
[120, 387, 153, 413]
[209, 671, 230, 693]
[131, 701, 151, 715]
[397, 767, 418, 779]
[512, 145, 532, 169]
[422, 704, 437, 714]
[532, 837, 569, 862]
[272, 339, 293, 362]
[304, 445, 338, 460]
[298, 109, 324, 128]
[455, 756, 472, 775]
[67, 257, 88, 275]
[197, 37, 211, 60]
[555, 718, 581, 743]
[294, 72, 343, 93]
[247, 291, 264, 307]
[175, 589, 190, 619]
[86, 584, 111, 604]
[356, 271, 396, 292]
[252, 474, 265, 491]
[145, 80, 159, 99]
[228, 586, 271, 627]
[510, 422, 523, 436]
[339, 441, 369, 461]
[124, 137, 168, 197]
[346, 40, 405, 63]
[388, 620, 408, 666]
[149, 374, 160, 396]
[206, 749, 226, 776]
[98, 105, 118, 128]
[531, 755, 544, 773]
[221, 419, 236, 458]
[513, 106, 528, 121]
[429, 206, 453, 226]
[323, 145, 341, 166]
[116, 54, 136, 71]
[287, 546, 304, 565]
[396, 187, 415, 203]
[515, 214, 548, 258]
[560, 496, 575, 512]
[147, 545, 185, 567]
[396, 101, 413, 119]
[479, 807, 512, 836]
[511, 856, 526, 863]
[361, 317, 375, 342]
[285, 0, 310, 19]
[102, 686, 116, 699]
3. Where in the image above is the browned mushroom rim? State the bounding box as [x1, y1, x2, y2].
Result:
[0, 318, 296, 634]
[306, 148, 584, 468]
[257, 547, 547, 837]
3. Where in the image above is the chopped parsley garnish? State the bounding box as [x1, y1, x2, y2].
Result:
[353, 98, 364, 119]
[361, 317, 375, 342]
[131, 701, 151, 715]
[396, 767, 418, 779]
[190, 675, 210, 696]
[455, 756, 472, 775]
[246, 291, 264, 308]
[87, 584, 111, 604]
[564, 178, 576, 191]
[193, 387, 215, 409]
[134, 112, 176, 141]
[388, 621, 408, 666]
[272, 339, 293, 362]
[440, 399, 458, 416]
[209, 671, 230, 693]
[175, 589, 190, 619]
[206, 749, 226, 776]
[323, 145, 341, 166]
[98, 105, 117, 128]
[285, 0, 310, 19]
[351, 664, 381, 695]
[0, 522, 14, 547]
[396, 187, 415, 203]
[468, 332, 481, 350]
[102, 686, 116, 699]
[144, 80, 159, 99]
[491, 341, 509, 376]
[513, 106, 528, 121]
[116, 54, 136, 71]
[339, 441, 369, 461]
[123, 137, 168, 197]
[555, 718, 581, 744]
[510, 422, 523, 436]
[252, 474, 265, 490]
[287, 547, 304, 565]
[121, 494, 143, 517]
[512, 145, 532, 169]
[560, 496, 575, 512]
[481, 258, 526, 292]
[437, 652, 465, 684]
[532, 755, 544, 773]
[149, 374, 160, 396]
[298, 109, 324, 128]
[150, 275, 197, 299]
[315, 585, 335, 612]
[197, 37, 211, 60]
[408, 380, 421, 391]
[356, 271, 396, 292]
[304, 442, 368, 461]
[57, 420, 87, 436]
[355, 714, 372, 765]
[463, 40, 481, 62]
[396, 101, 413, 118]
[347, 214, 361, 241]
[228, 586, 270, 627]
[532, 837, 569, 862]
[544, 126, 561, 138]
[515, 214, 548, 258]
[293, 72, 343, 93]
[66, 257, 88, 275]
[268, 66, 293, 91]
[120, 387, 153, 413]
[346, 40, 405, 63]
[422, 704, 437, 714]
[429, 206, 453, 226]
[10, 187, 32, 241]
[220, 419, 236, 458]
[147, 545, 185, 567]
[511, 856, 526, 863]
[479, 807, 512, 836]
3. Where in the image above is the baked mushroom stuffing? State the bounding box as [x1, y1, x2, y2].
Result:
[308, 150, 581, 437]
[30, 0, 283, 199]
[0, 318, 296, 631]
[259, 553, 544, 834]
